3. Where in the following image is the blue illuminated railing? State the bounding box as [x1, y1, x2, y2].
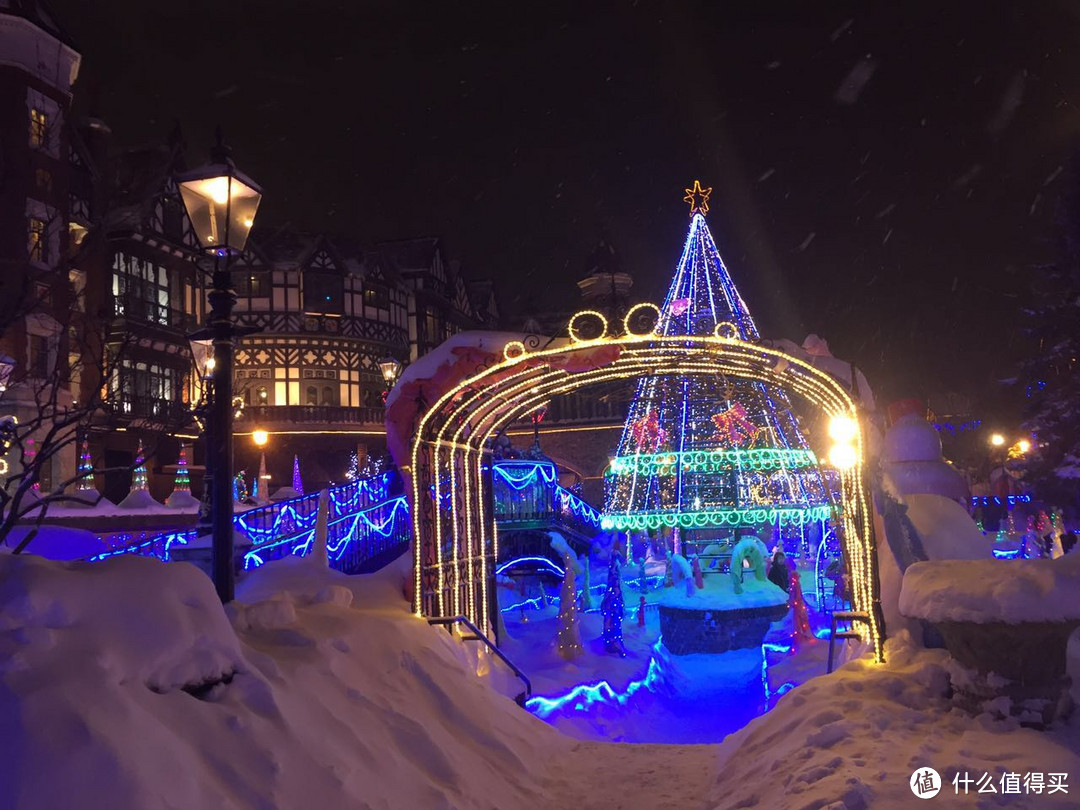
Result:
[971, 494, 1031, 507]
[87, 471, 409, 575]
[89, 461, 602, 574]
[492, 459, 600, 539]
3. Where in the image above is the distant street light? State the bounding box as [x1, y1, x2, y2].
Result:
[990, 433, 1006, 447]
[252, 429, 269, 447]
[1017, 439, 1031, 455]
[178, 130, 264, 604]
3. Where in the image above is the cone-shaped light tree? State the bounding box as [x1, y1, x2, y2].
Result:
[602, 182, 829, 541]
[292, 455, 304, 494]
[131, 441, 148, 491]
[76, 438, 95, 492]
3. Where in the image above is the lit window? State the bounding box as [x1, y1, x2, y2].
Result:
[30, 109, 47, 148]
[257, 386, 268, 403]
[28, 218, 46, 263]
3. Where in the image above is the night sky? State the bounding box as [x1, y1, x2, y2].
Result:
[50, 1, 1080, 421]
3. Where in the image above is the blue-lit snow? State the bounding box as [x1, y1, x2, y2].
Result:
[499, 563, 834, 744]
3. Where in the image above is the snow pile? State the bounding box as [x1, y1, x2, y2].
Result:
[3, 550, 1078, 809]
[0, 552, 559, 809]
[900, 552, 1080, 623]
[707, 631, 1080, 810]
[658, 572, 788, 610]
[0, 525, 105, 559]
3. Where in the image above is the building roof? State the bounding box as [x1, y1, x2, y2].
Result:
[0, 1, 77, 50]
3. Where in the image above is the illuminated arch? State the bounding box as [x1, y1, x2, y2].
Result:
[408, 320, 885, 661]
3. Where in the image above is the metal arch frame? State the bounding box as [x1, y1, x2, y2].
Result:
[407, 330, 886, 662]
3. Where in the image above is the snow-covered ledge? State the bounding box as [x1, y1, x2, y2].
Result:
[899, 554, 1080, 727]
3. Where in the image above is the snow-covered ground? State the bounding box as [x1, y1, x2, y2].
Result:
[2, 551, 1079, 809]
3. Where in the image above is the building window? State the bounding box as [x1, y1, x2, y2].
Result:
[363, 284, 390, 310]
[111, 359, 179, 416]
[28, 334, 50, 378]
[112, 254, 171, 326]
[256, 385, 268, 404]
[28, 218, 46, 263]
[322, 385, 337, 406]
[233, 271, 268, 297]
[303, 271, 344, 314]
[30, 108, 47, 148]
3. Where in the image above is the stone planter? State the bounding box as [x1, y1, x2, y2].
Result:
[930, 619, 1080, 727]
[660, 602, 789, 655]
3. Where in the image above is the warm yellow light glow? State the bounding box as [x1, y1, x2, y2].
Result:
[252, 429, 269, 447]
[713, 321, 738, 340]
[1017, 439, 1031, 454]
[242, 218, 254, 228]
[503, 340, 527, 361]
[622, 302, 661, 337]
[828, 414, 858, 443]
[828, 443, 858, 469]
[205, 357, 216, 373]
[568, 310, 609, 342]
[990, 433, 1006, 447]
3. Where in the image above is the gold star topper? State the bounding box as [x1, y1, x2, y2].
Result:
[683, 179, 712, 216]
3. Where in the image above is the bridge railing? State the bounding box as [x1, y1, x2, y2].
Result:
[87, 471, 409, 575]
[88, 461, 602, 575]
[491, 460, 601, 539]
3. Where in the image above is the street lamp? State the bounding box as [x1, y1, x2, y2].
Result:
[178, 130, 263, 603]
[252, 429, 268, 447]
[379, 356, 402, 387]
[379, 356, 403, 402]
[990, 433, 1006, 447]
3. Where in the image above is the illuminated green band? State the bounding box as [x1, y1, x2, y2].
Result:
[599, 504, 832, 531]
[607, 447, 818, 476]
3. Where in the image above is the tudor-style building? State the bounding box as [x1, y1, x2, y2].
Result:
[227, 230, 496, 489]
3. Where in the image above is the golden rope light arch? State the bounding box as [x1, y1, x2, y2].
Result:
[408, 312, 885, 662]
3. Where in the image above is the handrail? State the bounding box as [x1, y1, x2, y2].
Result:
[427, 615, 532, 706]
[827, 610, 871, 674]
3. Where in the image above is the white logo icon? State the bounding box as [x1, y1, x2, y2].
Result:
[910, 768, 942, 799]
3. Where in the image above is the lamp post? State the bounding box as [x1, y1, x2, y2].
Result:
[178, 131, 263, 603]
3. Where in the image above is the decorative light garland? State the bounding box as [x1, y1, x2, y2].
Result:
[608, 447, 818, 476]
[600, 504, 831, 531]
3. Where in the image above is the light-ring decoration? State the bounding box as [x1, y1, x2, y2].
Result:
[622, 302, 662, 337]
[0, 459, 8, 475]
[568, 310, 609, 343]
[503, 341, 527, 362]
[713, 321, 739, 340]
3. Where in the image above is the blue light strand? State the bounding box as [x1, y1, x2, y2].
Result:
[971, 494, 1031, 507]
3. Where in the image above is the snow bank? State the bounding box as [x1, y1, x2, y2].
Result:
[707, 631, 1080, 809]
[900, 553, 1080, 623]
[0, 552, 560, 810]
[0, 525, 105, 559]
[4, 550, 1077, 809]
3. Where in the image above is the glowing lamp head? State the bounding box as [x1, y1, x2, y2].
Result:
[252, 429, 269, 447]
[827, 443, 858, 470]
[379, 356, 403, 385]
[990, 433, 1006, 447]
[827, 415, 858, 444]
[1017, 439, 1031, 454]
[205, 356, 216, 373]
[176, 136, 263, 253]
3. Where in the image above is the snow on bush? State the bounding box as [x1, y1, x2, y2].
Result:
[900, 553, 1080, 623]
